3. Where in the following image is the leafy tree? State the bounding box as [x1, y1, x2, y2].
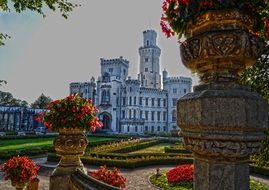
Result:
[0, 0, 78, 45]
[241, 44, 269, 167]
[0, 80, 7, 86]
[0, 91, 28, 107]
[31, 93, 52, 109]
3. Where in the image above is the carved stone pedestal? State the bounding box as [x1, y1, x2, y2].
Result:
[49, 128, 88, 190]
[178, 9, 268, 190]
[194, 157, 249, 190]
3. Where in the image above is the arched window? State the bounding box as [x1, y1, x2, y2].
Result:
[101, 90, 110, 103]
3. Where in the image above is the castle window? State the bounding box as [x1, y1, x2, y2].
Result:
[151, 126, 154, 132]
[157, 98, 161, 106]
[101, 90, 110, 103]
[145, 111, 148, 120]
[157, 111, 161, 121]
[163, 111, 166, 121]
[184, 89, 187, 93]
[122, 110, 125, 119]
[145, 58, 148, 62]
[129, 97, 132, 105]
[172, 98, 177, 106]
[134, 97, 136, 105]
[127, 126, 130, 132]
[173, 88, 177, 94]
[147, 40, 149, 46]
[140, 111, 143, 119]
[145, 98, 149, 106]
[163, 99, 166, 107]
[151, 111, 155, 121]
[129, 87, 132, 92]
[145, 68, 148, 72]
[158, 126, 160, 131]
[108, 68, 113, 73]
[139, 97, 143, 105]
[145, 126, 148, 131]
[122, 97, 126, 106]
[134, 110, 136, 119]
[129, 110, 132, 119]
[135, 126, 138, 132]
[172, 109, 177, 122]
[123, 69, 126, 75]
[151, 98, 154, 106]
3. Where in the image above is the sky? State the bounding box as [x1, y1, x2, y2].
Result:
[0, 0, 198, 104]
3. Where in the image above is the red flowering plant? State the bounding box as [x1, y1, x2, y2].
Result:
[161, 0, 269, 39]
[0, 156, 40, 184]
[90, 165, 127, 189]
[166, 164, 193, 184]
[35, 94, 102, 132]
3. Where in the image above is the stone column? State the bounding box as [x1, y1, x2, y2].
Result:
[178, 9, 268, 190]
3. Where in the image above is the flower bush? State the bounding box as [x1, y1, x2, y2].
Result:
[90, 165, 126, 189]
[35, 94, 102, 132]
[166, 164, 193, 184]
[0, 156, 40, 184]
[160, 0, 269, 39]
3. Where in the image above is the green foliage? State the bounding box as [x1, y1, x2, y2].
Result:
[241, 43, 269, 167]
[31, 93, 52, 108]
[0, 0, 79, 45]
[241, 44, 269, 105]
[0, 90, 29, 107]
[149, 173, 269, 190]
[47, 153, 193, 169]
[0, 80, 7, 86]
[150, 173, 193, 190]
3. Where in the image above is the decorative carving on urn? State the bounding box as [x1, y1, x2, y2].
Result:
[178, 8, 268, 190]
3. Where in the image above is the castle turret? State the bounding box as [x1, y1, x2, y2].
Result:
[138, 30, 161, 89]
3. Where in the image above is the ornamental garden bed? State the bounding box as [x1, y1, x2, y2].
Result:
[149, 173, 269, 190]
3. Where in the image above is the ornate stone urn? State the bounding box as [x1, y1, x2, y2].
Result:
[11, 181, 27, 190]
[49, 128, 88, 190]
[178, 9, 268, 190]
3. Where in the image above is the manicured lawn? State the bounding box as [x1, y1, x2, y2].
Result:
[129, 143, 172, 154]
[0, 137, 120, 151]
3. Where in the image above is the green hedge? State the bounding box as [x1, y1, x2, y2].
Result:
[164, 147, 192, 154]
[0, 134, 57, 140]
[110, 140, 160, 153]
[47, 153, 193, 169]
[0, 146, 54, 160]
[90, 152, 193, 160]
[250, 164, 269, 178]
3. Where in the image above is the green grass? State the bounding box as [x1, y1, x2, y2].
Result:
[129, 143, 172, 154]
[150, 173, 269, 190]
[0, 137, 119, 151]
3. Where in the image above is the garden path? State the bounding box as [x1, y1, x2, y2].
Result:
[0, 158, 269, 190]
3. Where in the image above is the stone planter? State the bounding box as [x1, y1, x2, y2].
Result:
[49, 128, 88, 190]
[178, 9, 268, 190]
[11, 181, 27, 190]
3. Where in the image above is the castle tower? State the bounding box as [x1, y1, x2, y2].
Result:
[138, 30, 161, 89]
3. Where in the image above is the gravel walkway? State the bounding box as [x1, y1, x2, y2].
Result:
[1, 158, 269, 190]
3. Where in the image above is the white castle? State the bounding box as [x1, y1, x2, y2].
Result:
[70, 30, 192, 134]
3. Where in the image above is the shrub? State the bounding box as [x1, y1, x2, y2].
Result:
[167, 164, 193, 184]
[90, 165, 126, 189]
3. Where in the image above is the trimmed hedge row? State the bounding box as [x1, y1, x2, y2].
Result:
[0, 145, 54, 160]
[90, 152, 193, 160]
[47, 153, 193, 169]
[110, 140, 160, 153]
[164, 147, 192, 154]
[250, 164, 269, 178]
[0, 134, 58, 140]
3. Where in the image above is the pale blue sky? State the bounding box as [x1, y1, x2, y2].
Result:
[0, 0, 198, 103]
